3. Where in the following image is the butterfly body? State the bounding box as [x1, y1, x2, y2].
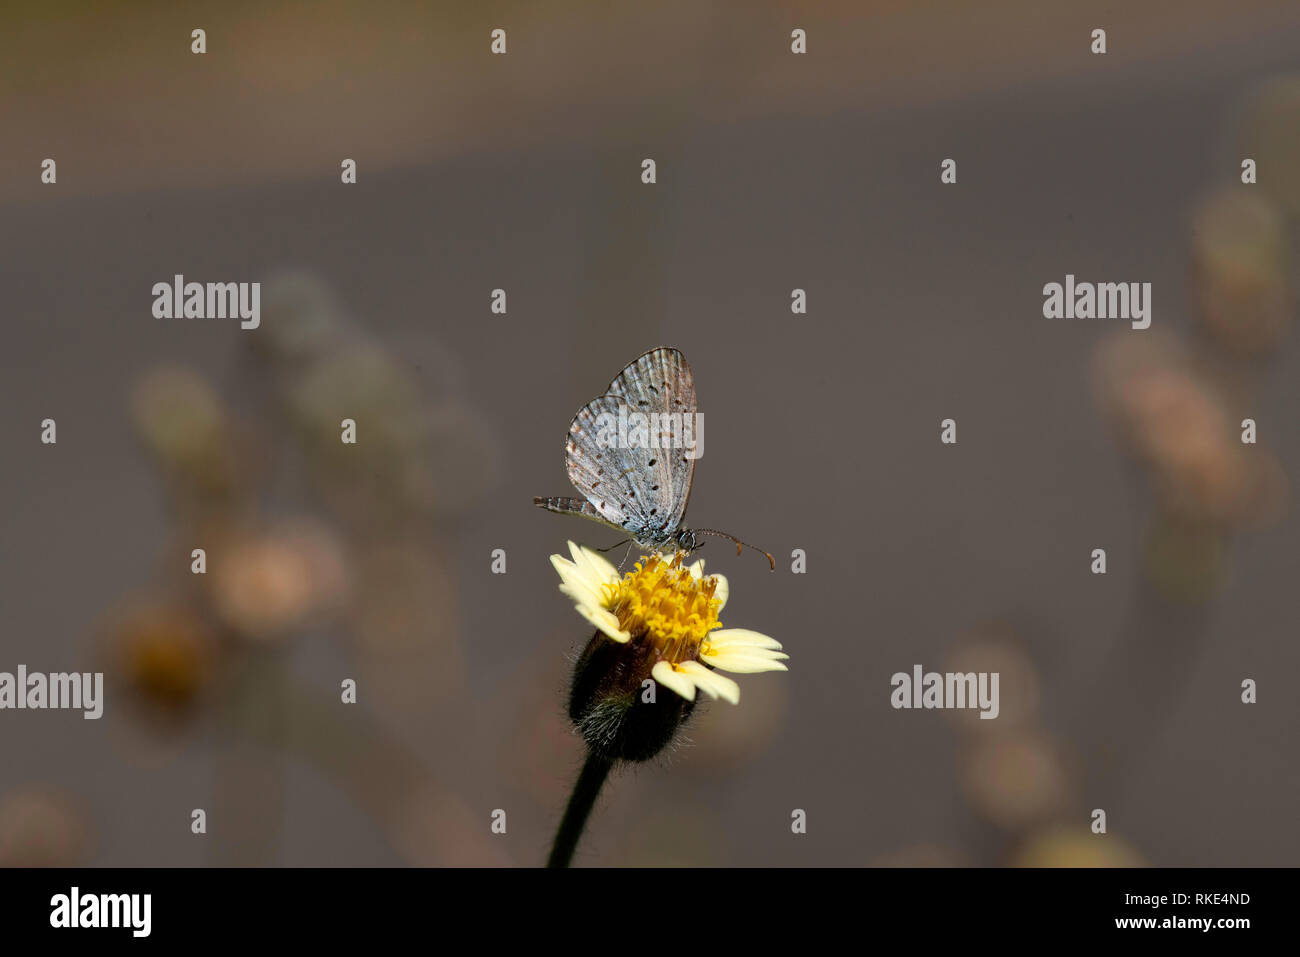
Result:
[533, 495, 700, 553]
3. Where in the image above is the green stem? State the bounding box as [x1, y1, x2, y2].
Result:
[547, 751, 615, 868]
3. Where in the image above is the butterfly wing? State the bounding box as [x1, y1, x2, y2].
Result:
[561, 347, 697, 543]
[603, 347, 698, 533]
[532, 494, 631, 536]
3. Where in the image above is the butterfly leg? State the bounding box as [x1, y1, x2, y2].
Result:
[593, 537, 631, 554]
[617, 539, 635, 572]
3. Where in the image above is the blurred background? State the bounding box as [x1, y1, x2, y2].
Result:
[1, 0, 1298, 867]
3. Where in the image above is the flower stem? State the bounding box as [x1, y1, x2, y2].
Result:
[547, 750, 614, 868]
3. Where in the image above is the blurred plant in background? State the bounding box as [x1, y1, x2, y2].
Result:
[902, 78, 1298, 861]
[97, 273, 507, 865]
[985, 74, 1300, 867]
[103, 596, 219, 725]
[4, 4, 1294, 871]
[1093, 74, 1296, 604]
[0, 788, 92, 867]
[946, 623, 1143, 866]
[1192, 189, 1291, 356]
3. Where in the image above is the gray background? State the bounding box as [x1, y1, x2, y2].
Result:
[1, 0, 1297, 866]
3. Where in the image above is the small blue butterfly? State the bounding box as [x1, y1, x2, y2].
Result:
[534, 347, 772, 568]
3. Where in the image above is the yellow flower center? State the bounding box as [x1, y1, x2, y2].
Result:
[603, 552, 722, 664]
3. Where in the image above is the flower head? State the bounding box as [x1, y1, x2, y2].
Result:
[551, 541, 787, 761]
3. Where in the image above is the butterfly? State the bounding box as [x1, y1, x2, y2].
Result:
[534, 346, 773, 569]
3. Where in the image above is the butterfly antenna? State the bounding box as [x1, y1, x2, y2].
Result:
[694, 529, 776, 571]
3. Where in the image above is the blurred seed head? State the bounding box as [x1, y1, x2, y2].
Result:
[1125, 367, 1249, 521]
[1190, 188, 1292, 354]
[287, 344, 439, 523]
[0, 789, 91, 867]
[1238, 75, 1300, 217]
[1013, 826, 1142, 867]
[945, 624, 1041, 733]
[1094, 337, 1259, 525]
[960, 731, 1070, 831]
[131, 365, 246, 499]
[106, 597, 219, 718]
[253, 271, 349, 367]
[210, 519, 350, 642]
[290, 344, 424, 449]
[250, 275, 503, 519]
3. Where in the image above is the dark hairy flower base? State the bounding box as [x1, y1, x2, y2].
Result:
[569, 631, 696, 762]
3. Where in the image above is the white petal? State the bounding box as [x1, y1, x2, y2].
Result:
[687, 558, 706, 579]
[552, 556, 606, 608]
[709, 573, 729, 612]
[559, 581, 603, 609]
[576, 603, 630, 643]
[651, 661, 696, 701]
[553, 564, 603, 600]
[700, 646, 789, 674]
[563, 543, 614, 593]
[571, 541, 619, 588]
[567, 539, 589, 567]
[703, 645, 788, 662]
[706, 628, 782, 651]
[703, 640, 787, 660]
[550, 553, 588, 590]
[678, 661, 740, 704]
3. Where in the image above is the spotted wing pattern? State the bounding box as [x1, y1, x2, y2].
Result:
[599, 347, 697, 535]
[542, 347, 698, 546]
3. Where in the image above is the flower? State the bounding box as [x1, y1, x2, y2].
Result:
[550, 541, 787, 765]
[551, 541, 787, 705]
[546, 542, 788, 864]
